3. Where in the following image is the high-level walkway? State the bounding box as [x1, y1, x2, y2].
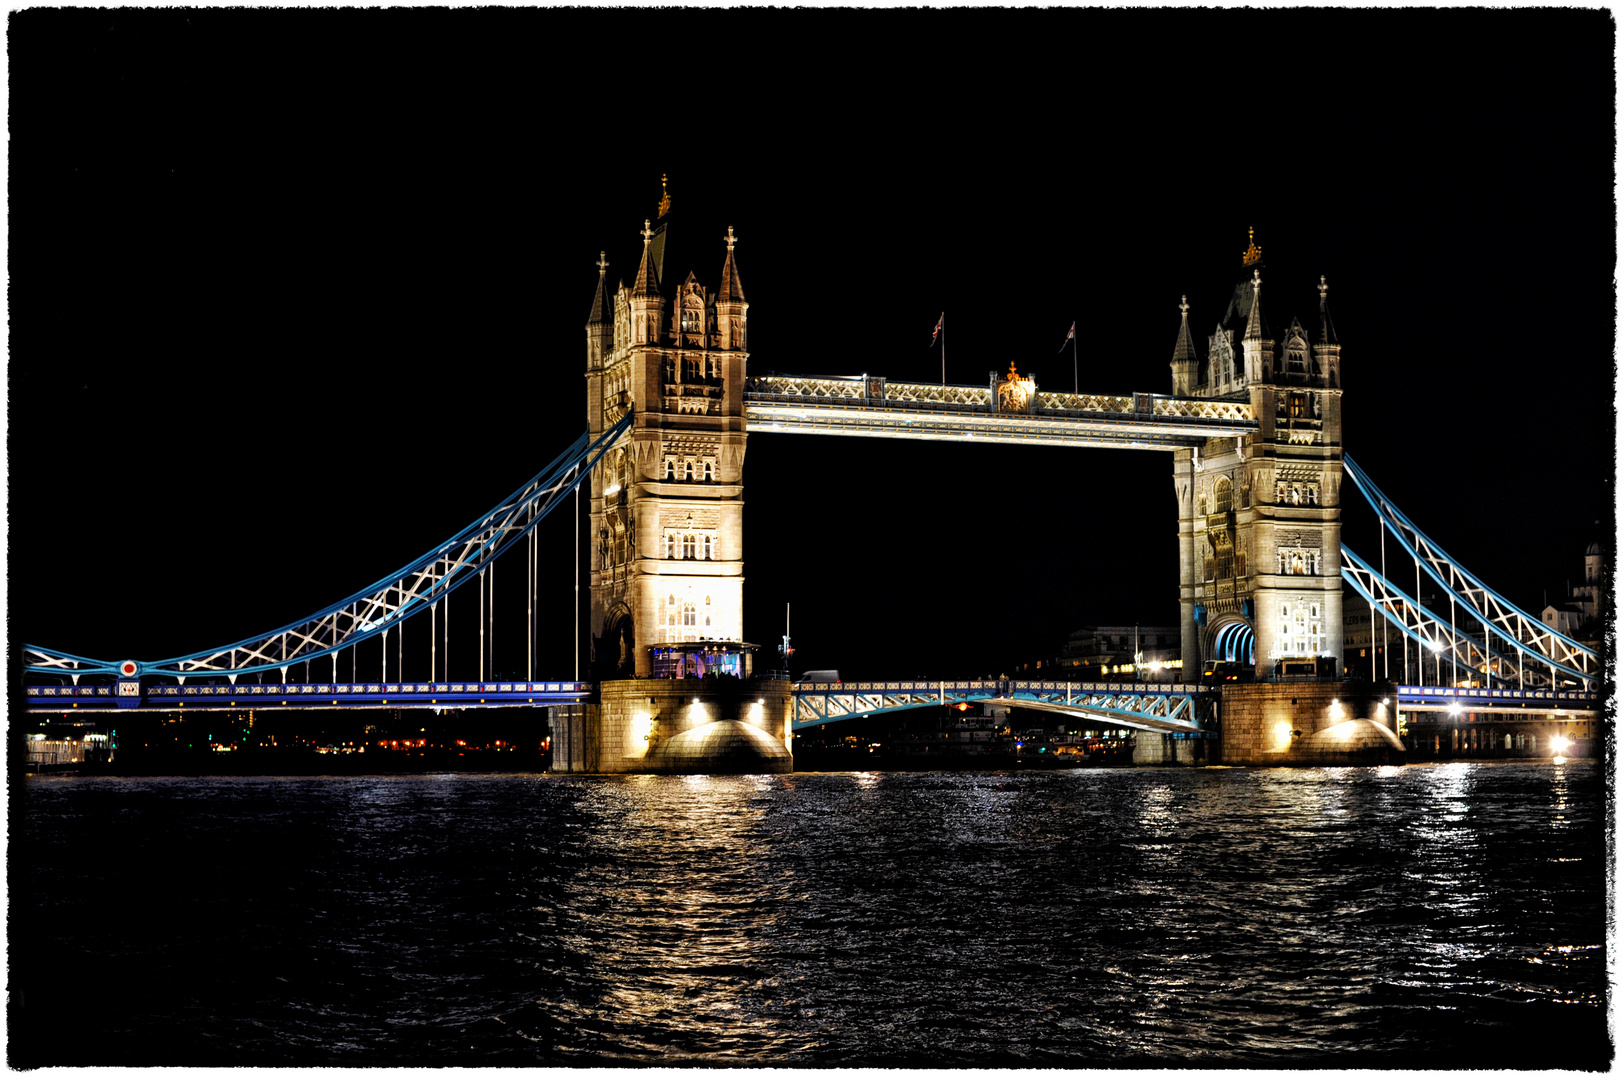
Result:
[744, 375, 1255, 450]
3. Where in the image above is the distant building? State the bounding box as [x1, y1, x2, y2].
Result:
[1541, 538, 1607, 648]
[1016, 625, 1182, 681]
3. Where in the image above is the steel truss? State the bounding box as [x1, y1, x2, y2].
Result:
[25, 412, 635, 681]
[791, 679, 1210, 734]
[1339, 546, 1575, 688]
[1342, 455, 1598, 689]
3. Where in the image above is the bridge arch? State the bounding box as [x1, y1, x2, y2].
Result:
[1206, 616, 1255, 666]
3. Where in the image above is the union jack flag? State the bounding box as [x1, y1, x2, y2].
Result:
[930, 314, 943, 347]
[1057, 321, 1075, 351]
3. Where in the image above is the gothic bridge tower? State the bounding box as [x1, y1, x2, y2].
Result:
[584, 185, 749, 678]
[1170, 228, 1344, 678]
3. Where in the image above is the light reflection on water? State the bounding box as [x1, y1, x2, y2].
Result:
[12, 761, 1610, 1068]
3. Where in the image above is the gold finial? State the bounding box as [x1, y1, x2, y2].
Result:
[1318, 274, 1328, 301]
[1179, 295, 1189, 319]
[1007, 361, 1019, 379]
[657, 174, 672, 218]
[597, 251, 609, 276]
[640, 219, 653, 245]
[725, 225, 737, 251]
[1242, 226, 1262, 268]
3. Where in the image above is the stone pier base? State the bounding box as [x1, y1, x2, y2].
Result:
[550, 679, 793, 774]
[1131, 732, 1212, 766]
[1218, 679, 1405, 766]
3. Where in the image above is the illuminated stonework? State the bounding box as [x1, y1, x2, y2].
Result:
[1171, 233, 1344, 677]
[585, 194, 748, 676]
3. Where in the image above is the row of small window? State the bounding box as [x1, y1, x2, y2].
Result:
[662, 593, 714, 628]
[662, 356, 725, 381]
[1277, 548, 1321, 575]
[1277, 482, 1319, 506]
[664, 531, 717, 560]
[1280, 601, 1324, 655]
[664, 457, 716, 481]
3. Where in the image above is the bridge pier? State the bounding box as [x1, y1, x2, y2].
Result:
[1216, 679, 1403, 766]
[1131, 731, 1210, 766]
[550, 679, 792, 774]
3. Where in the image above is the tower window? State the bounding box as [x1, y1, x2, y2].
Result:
[702, 460, 715, 482]
[682, 534, 696, 560]
[682, 601, 697, 627]
[1214, 478, 1233, 514]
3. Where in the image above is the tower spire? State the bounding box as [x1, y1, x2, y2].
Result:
[1316, 274, 1339, 345]
[1243, 268, 1264, 342]
[717, 225, 745, 303]
[1172, 294, 1198, 363]
[632, 219, 659, 297]
[586, 250, 611, 326]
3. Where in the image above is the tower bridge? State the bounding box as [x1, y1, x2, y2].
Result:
[25, 196, 1601, 771]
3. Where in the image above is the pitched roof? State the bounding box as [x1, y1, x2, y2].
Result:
[1171, 297, 1199, 363]
[1243, 272, 1266, 342]
[586, 252, 612, 327]
[631, 220, 660, 299]
[717, 226, 745, 303]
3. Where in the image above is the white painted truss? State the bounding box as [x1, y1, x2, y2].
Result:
[791, 680, 1207, 733]
[26, 413, 633, 679]
[1343, 456, 1597, 688]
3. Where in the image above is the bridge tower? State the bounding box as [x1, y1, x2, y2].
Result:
[1171, 230, 1344, 679]
[584, 188, 749, 678]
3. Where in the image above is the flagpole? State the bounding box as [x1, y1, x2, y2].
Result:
[941, 312, 946, 384]
[1072, 331, 1078, 393]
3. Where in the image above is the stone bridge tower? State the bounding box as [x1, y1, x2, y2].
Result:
[584, 191, 749, 678]
[1171, 230, 1344, 679]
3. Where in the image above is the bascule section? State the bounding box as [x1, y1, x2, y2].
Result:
[1171, 231, 1345, 684]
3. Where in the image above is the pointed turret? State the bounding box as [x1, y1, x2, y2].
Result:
[717, 225, 745, 304]
[632, 219, 660, 298]
[587, 251, 612, 326]
[1243, 269, 1264, 342]
[1170, 295, 1199, 396]
[1240, 267, 1274, 384]
[1316, 274, 1339, 346]
[1312, 274, 1342, 388]
[629, 218, 666, 345]
[585, 250, 613, 370]
[715, 225, 748, 352]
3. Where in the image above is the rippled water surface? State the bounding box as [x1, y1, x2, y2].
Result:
[12, 762, 1610, 1067]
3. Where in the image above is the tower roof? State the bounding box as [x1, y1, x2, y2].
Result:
[586, 251, 611, 326]
[631, 219, 660, 298]
[1316, 275, 1340, 346]
[717, 226, 745, 303]
[1171, 295, 1199, 363]
[1243, 269, 1265, 342]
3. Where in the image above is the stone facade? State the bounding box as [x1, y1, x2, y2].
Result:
[1172, 231, 1345, 680]
[585, 187, 749, 678]
[550, 679, 792, 773]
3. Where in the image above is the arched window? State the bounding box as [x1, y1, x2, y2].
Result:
[702, 460, 715, 482]
[701, 535, 714, 560]
[667, 594, 678, 628]
[682, 601, 697, 627]
[665, 534, 675, 559]
[704, 595, 712, 627]
[683, 460, 694, 481]
[1214, 478, 1233, 514]
[682, 534, 696, 559]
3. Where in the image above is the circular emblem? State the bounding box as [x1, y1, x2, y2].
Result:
[119, 660, 140, 677]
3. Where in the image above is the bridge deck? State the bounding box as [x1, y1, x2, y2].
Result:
[26, 681, 592, 712]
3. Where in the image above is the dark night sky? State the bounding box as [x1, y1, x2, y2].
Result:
[10, 8, 1615, 683]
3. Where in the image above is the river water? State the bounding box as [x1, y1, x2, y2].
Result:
[11, 762, 1610, 1068]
